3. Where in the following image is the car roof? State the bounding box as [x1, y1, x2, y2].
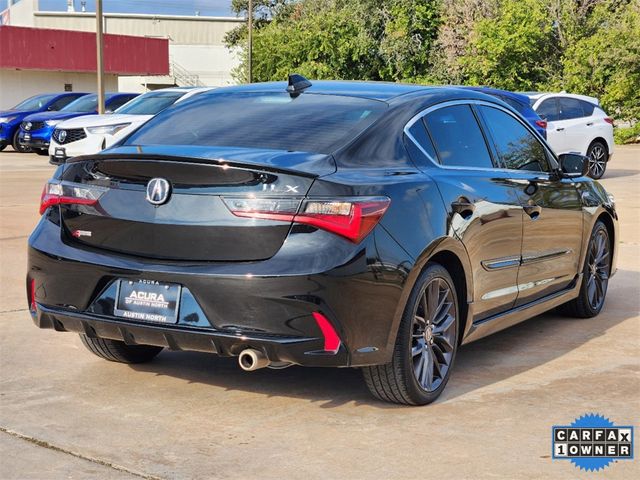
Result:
[463, 86, 530, 105]
[522, 91, 600, 106]
[196, 80, 512, 109]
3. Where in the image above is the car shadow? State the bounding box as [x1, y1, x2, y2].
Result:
[130, 268, 638, 408]
[601, 168, 639, 179]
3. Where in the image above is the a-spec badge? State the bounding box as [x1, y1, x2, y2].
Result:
[146, 178, 172, 206]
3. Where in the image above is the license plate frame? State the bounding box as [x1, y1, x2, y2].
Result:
[114, 279, 181, 324]
[24, 133, 31, 142]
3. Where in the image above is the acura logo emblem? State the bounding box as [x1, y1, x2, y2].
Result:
[25, 122, 32, 131]
[58, 130, 67, 142]
[146, 178, 171, 205]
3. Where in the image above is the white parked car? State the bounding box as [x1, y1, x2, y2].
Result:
[525, 93, 614, 179]
[49, 87, 214, 164]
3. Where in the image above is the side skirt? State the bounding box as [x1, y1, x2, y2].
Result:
[461, 274, 582, 345]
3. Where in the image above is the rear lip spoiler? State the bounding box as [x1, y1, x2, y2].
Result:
[65, 152, 333, 179]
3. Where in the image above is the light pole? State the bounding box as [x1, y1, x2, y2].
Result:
[96, 0, 105, 114]
[247, 0, 253, 83]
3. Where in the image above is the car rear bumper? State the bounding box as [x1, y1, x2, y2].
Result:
[32, 303, 349, 367]
[27, 214, 411, 367]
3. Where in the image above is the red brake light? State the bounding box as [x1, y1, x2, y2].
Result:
[535, 119, 547, 129]
[312, 311, 341, 353]
[224, 197, 390, 243]
[604, 117, 614, 125]
[39, 181, 105, 215]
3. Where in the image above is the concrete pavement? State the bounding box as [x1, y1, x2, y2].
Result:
[1, 146, 638, 479]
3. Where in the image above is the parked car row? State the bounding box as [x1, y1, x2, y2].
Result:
[1, 85, 615, 179]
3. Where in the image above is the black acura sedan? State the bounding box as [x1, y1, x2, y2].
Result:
[27, 77, 618, 405]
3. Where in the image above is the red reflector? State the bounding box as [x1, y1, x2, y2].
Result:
[312, 312, 341, 353]
[29, 278, 37, 311]
[535, 119, 547, 129]
[604, 117, 614, 125]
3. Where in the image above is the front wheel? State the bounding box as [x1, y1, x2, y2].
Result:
[0, 143, 6, 152]
[363, 263, 459, 405]
[558, 221, 611, 318]
[587, 141, 608, 179]
[12, 130, 31, 153]
[79, 334, 163, 363]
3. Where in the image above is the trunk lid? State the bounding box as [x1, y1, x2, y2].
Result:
[59, 147, 335, 261]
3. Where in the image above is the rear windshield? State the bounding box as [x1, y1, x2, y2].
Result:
[116, 91, 184, 115]
[124, 92, 387, 154]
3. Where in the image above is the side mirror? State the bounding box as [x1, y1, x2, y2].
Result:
[558, 152, 589, 178]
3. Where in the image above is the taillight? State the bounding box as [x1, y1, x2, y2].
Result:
[604, 117, 614, 125]
[39, 181, 106, 215]
[223, 196, 390, 243]
[535, 119, 548, 129]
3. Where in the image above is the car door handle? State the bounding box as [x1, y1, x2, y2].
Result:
[451, 198, 475, 219]
[523, 204, 542, 220]
[556, 127, 565, 131]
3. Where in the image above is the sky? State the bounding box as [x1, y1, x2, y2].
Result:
[1, 0, 236, 17]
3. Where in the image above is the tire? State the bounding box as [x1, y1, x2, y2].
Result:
[79, 334, 163, 364]
[587, 141, 608, 179]
[557, 221, 611, 318]
[35, 148, 49, 156]
[363, 263, 459, 405]
[12, 129, 31, 153]
[0, 143, 6, 152]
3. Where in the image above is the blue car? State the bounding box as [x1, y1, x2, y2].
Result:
[464, 87, 547, 138]
[19, 92, 138, 155]
[0, 92, 88, 153]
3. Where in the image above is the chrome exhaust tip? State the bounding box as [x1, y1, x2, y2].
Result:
[238, 348, 270, 371]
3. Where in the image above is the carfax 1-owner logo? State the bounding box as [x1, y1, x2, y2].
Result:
[552, 414, 634, 472]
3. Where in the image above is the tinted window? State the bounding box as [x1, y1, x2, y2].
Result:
[116, 92, 184, 115]
[47, 95, 83, 111]
[498, 95, 527, 114]
[579, 100, 596, 117]
[61, 94, 98, 113]
[558, 98, 584, 120]
[536, 99, 559, 121]
[405, 119, 437, 165]
[11, 94, 57, 111]
[423, 105, 493, 168]
[107, 95, 136, 111]
[479, 106, 549, 172]
[126, 92, 387, 154]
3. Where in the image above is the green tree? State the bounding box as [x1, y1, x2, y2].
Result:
[561, 0, 640, 122]
[461, 0, 560, 90]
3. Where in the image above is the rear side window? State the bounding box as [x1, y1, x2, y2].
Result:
[536, 99, 559, 121]
[125, 92, 387, 154]
[498, 95, 526, 114]
[405, 119, 438, 165]
[48, 95, 82, 111]
[423, 105, 493, 168]
[479, 106, 549, 172]
[558, 98, 584, 120]
[579, 100, 596, 116]
[107, 95, 136, 111]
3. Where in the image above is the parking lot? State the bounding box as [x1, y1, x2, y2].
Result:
[0, 146, 638, 479]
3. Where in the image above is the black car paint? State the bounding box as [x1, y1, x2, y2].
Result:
[27, 82, 618, 369]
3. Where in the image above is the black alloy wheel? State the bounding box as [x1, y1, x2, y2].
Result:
[363, 263, 459, 405]
[558, 221, 611, 318]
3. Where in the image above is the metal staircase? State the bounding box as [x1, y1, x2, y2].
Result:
[169, 59, 204, 87]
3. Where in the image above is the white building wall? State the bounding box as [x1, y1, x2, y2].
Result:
[0, 70, 117, 109]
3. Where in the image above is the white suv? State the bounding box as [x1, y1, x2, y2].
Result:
[525, 93, 614, 179]
[49, 87, 214, 164]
